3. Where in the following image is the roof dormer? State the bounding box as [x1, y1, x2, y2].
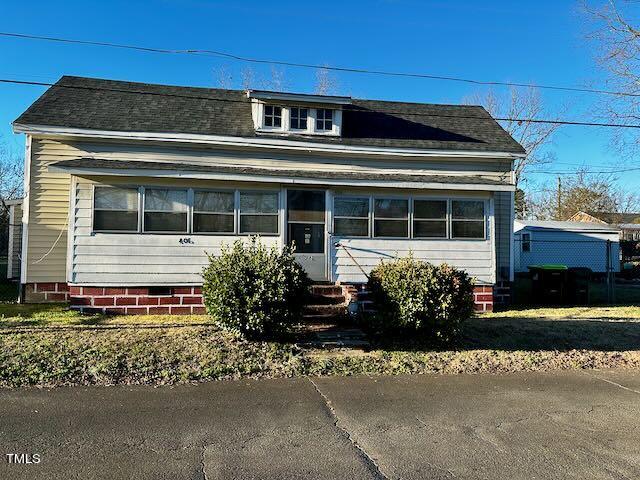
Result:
[247, 90, 351, 137]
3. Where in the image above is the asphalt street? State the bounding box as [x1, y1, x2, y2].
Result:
[1, 370, 639, 479]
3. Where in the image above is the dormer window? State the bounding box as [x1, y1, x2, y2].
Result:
[316, 108, 333, 131]
[290, 107, 308, 130]
[264, 105, 282, 128]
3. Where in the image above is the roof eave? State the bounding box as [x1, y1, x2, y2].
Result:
[13, 123, 526, 159]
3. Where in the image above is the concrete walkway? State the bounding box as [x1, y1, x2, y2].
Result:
[1, 370, 639, 479]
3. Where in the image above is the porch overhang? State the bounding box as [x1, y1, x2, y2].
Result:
[48, 158, 515, 192]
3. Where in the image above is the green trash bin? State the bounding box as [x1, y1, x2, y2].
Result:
[528, 265, 568, 305]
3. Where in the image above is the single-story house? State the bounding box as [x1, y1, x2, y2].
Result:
[5, 198, 23, 281]
[569, 211, 640, 241]
[514, 220, 620, 273]
[12, 76, 525, 313]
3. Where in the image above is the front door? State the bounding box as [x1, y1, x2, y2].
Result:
[287, 190, 326, 281]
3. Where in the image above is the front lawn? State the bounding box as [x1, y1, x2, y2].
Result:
[1, 304, 640, 387]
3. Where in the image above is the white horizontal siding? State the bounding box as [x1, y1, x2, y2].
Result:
[72, 181, 281, 285]
[331, 237, 495, 284]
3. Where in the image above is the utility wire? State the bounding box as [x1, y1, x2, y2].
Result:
[0, 31, 638, 98]
[3, 77, 640, 130]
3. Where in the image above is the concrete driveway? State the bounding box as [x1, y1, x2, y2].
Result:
[1, 370, 639, 479]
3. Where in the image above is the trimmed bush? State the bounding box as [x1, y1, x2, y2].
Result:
[202, 237, 310, 338]
[367, 256, 474, 341]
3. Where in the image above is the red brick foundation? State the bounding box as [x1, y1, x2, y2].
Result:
[24, 282, 70, 303]
[473, 285, 494, 312]
[68, 286, 205, 315]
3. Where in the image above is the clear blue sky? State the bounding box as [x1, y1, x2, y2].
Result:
[0, 0, 634, 191]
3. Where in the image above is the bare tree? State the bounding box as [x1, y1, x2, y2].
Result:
[583, 0, 640, 154]
[464, 87, 562, 187]
[0, 139, 23, 216]
[262, 66, 287, 92]
[240, 66, 255, 90]
[314, 66, 339, 95]
[214, 65, 233, 89]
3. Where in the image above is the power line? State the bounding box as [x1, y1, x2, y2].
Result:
[3, 77, 640, 130]
[0, 31, 638, 98]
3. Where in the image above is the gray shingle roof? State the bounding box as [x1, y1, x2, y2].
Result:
[50, 158, 511, 187]
[15, 76, 525, 154]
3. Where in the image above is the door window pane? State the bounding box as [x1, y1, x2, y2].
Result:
[374, 198, 408, 238]
[144, 189, 188, 233]
[93, 187, 139, 232]
[334, 197, 369, 237]
[288, 190, 325, 222]
[289, 223, 324, 253]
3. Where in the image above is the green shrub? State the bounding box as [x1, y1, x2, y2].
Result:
[202, 237, 310, 338]
[367, 256, 474, 342]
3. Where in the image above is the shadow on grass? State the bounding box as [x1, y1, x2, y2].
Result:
[366, 316, 640, 353]
[0, 303, 108, 328]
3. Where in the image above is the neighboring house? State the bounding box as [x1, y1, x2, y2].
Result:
[514, 220, 620, 274]
[5, 199, 23, 281]
[12, 76, 525, 313]
[569, 211, 640, 241]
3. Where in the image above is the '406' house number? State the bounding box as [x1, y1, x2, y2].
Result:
[179, 238, 194, 245]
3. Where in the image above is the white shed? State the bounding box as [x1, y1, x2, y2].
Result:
[514, 220, 620, 273]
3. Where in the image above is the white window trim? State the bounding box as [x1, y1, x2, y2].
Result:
[412, 197, 449, 239]
[289, 106, 310, 133]
[333, 195, 371, 238]
[252, 101, 342, 136]
[238, 190, 281, 236]
[450, 199, 487, 240]
[192, 188, 237, 235]
[142, 187, 190, 234]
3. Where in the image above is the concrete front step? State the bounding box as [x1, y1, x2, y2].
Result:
[309, 285, 343, 296]
[303, 304, 347, 315]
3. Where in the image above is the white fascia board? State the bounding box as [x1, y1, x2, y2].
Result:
[247, 90, 352, 105]
[13, 123, 526, 160]
[48, 164, 515, 192]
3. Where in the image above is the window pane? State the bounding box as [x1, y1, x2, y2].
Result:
[414, 200, 446, 219]
[452, 200, 484, 219]
[265, 116, 273, 127]
[325, 109, 333, 120]
[288, 190, 325, 222]
[334, 218, 368, 236]
[265, 105, 273, 115]
[274, 116, 281, 127]
[414, 220, 447, 238]
[452, 221, 484, 238]
[375, 219, 408, 237]
[94, 211, 138, 231]
[374, 199, 408, 218]
[240, 215, 278, 233]
[240, 192, 278, 213]
[144, 212, 187, 232]
[334, 197, 369, 217]
[273, 106, 281, 117]
[194, 191, 234, 213]
[325, 119, 332, 130]
[145, 189, 187, 212]
[94, 187, 138, 210]
[316, 118, 324, 130]
[194, 213, 234, 233]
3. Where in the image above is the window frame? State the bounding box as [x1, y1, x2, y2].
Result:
[91, 184, 141, 234]
[142, 186, 190, 234]
[315, 108, 334, 132]
[263, 104, 283, 130]
[289, 106, 309, 131]
[238, 190, 281, 236]
[521, 232, 531, 252]
[333, 195, 371, 238]
[411, 197, 449, 239]
[373, 196, 410, 239]
[192, 188, 237, 235]
[450, 199, 487, 240]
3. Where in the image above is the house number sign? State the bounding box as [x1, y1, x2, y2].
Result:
[179, 238, 194, 245]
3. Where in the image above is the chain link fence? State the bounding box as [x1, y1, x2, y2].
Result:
[513, 238, 640, 306]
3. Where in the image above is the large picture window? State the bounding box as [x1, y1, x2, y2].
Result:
[143, 188, 188, 233]
[239, 191, 279, 234]
[451, 200, 485, 239]
[193, 190, 235, 233]
[333, 197, 369, 237]
[93, 186, 139, 232]
[413, 199, 447, 238]
[374, 198, 409, 237]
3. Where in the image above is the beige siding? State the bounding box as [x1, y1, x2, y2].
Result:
[8, 203, 23, 279]
[24, 139, 74, 283]
[72, 178, 281, 285]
